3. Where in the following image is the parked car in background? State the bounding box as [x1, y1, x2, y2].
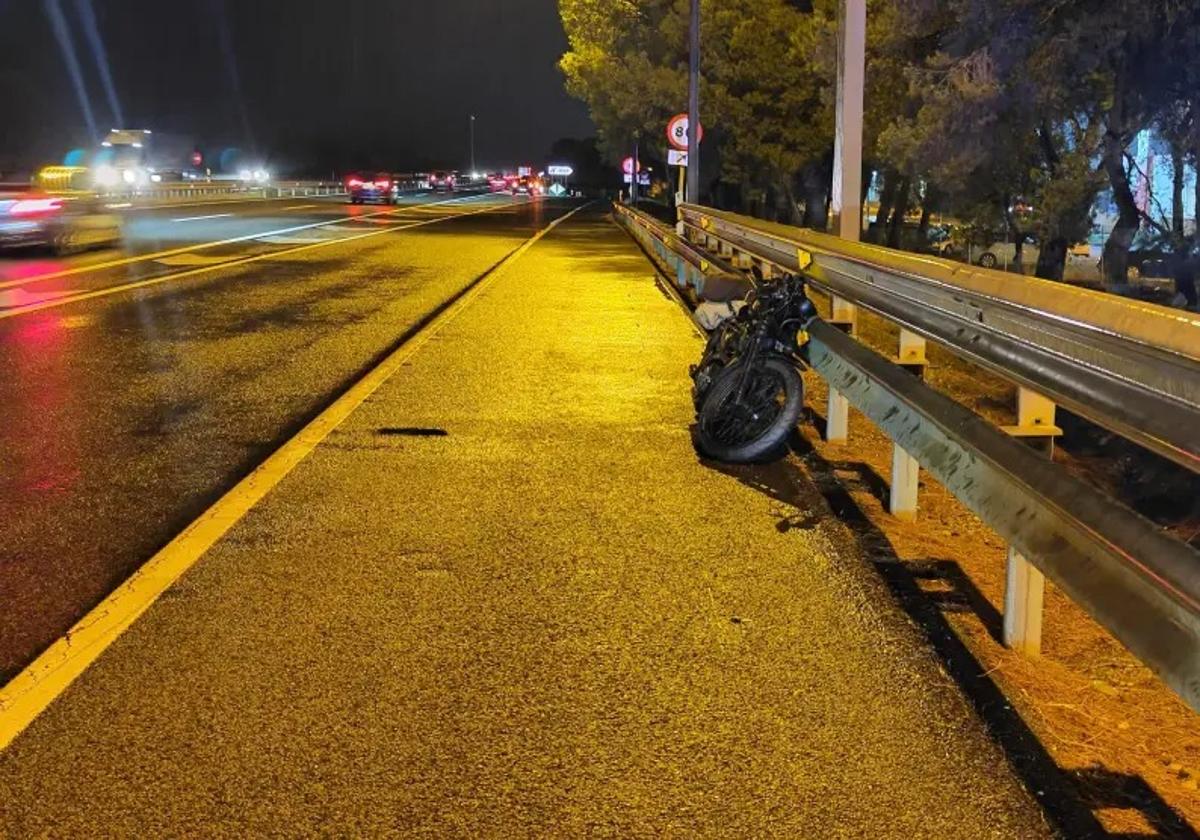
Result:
[345, 173, 400, 205]
[0, 185, 121, 255]
[973, 237, 1091, 271]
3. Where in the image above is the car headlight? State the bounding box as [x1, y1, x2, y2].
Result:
[94, 165, 119, 188]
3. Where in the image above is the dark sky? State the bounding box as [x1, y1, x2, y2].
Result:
[0, 0, 595, 174]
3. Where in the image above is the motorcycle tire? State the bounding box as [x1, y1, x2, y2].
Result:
[696, 357, 804, 463]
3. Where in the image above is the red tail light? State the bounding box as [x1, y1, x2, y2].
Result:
[347, 178, 363, 187]
[9, 198, 63, 216]
[375, 180, 391, 189]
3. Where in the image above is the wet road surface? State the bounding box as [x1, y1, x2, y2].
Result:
[0, 207, 1052, 836]
[0, 190, 568, 681]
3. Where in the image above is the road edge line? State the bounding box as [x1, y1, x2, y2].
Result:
[0, 200, 589, 753]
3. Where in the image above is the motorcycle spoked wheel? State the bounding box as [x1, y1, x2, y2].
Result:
[696, 358, 804, 463]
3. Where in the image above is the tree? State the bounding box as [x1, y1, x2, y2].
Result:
[558, 0, 837, 221]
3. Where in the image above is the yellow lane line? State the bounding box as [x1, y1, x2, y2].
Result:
[0, 201, 588, 752]
[0, 194, 488, 291]
[0, 200, 511, 321]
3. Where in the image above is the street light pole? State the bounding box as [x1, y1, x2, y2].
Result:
[469, 115, 476, 174]
[686, 0, 700, 204]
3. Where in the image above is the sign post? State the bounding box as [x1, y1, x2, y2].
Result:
[686, 0, 701, 204]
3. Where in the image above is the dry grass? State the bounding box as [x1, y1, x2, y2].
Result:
[791, 296, 1200, 837]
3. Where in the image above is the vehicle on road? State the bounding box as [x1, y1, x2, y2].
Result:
[510, 175, 543, 196]
[428, 171, 456, 193]
[692, 272, 817, 463]
[488, 174, 510, 193]
[346, 173, 400, 205]
[0, 185, 122, 255]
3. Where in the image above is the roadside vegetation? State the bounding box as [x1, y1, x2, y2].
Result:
[558, 0, 1200, 289]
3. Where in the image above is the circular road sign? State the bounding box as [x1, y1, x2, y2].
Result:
[667, 113, 703, 150]
[622, 156, 635, 174]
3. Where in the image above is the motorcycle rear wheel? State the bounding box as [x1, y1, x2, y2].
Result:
[696, 358, 803, 463]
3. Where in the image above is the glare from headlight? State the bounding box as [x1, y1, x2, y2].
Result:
[94, 165, 119, 188]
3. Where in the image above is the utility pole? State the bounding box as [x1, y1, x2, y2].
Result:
[632, 135, 640, 205]
[825, 0, 866, 447]
[686, 0, 701, 204]
[469, 115, 476, 174]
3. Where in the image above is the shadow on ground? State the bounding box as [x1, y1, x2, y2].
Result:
[701, 426, 1196, 840]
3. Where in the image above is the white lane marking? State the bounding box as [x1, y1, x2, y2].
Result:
[171, 213, 235, 223]
[282, 204, 321, 211]
[0, 199, 520, 319]
[0, 202, 589, 752]
[0, 194, 492, 291]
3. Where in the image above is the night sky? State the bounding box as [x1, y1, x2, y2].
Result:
[0, 0, 595, 174]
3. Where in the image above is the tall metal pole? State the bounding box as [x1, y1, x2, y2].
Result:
[825, 0, 866, 445]
[686, 0, 701, 204]
[470, 115, 476, 174]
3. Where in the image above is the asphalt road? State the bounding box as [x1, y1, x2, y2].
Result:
[0, 189, 572, 682]
[0, 207, 1051, 835]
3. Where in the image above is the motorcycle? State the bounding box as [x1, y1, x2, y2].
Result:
[689, 272, 818, 463]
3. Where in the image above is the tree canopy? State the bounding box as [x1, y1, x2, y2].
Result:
[558, 0, 1200, 284]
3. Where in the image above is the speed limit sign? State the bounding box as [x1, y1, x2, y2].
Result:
[667, 113, 703, 150]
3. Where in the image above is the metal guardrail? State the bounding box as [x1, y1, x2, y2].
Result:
[615, 201, 1200, 713]
[613, 203, 745, 298]
[677, 204, 1200, 473]
[99, 182, 350, 202]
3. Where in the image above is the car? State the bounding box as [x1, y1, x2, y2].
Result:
[973, 236, 1091, 271]
[428, 171, 456, 192]
[0, 186, 122, 255]
[510, 175, 543, 196]
[488, 174, 509, 193]
[345, 173, 400, 204]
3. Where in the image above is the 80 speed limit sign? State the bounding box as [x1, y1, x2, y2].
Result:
[666, 113, 703, 150]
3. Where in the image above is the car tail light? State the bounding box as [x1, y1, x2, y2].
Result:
[9, 198, 63, 216]
[348, 178, 363, 187]
[375, 180, 391, 188]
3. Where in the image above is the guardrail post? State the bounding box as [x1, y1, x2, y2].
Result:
[886, 328, 927, 518]
[889, 445, 919, 520]
[896, 328, 927, 376]
[825, 296, 858, 442]
[1001, 386, 1060, 655]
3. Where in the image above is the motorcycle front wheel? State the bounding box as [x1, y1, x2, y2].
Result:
[696, 358, 804, 463]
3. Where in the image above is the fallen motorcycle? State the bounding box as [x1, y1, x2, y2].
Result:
[689, 272, 818, 463]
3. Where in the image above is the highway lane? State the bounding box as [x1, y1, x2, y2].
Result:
[0, 193, 574, 682]
[0, 191, 488, 306]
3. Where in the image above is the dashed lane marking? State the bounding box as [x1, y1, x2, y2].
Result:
[0, 199, 520, 320]
[171, 213, 235, 223]
[0, 194, 490, 291]
[0, 201, 589, 752]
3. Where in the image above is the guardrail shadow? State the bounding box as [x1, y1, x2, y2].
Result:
[699, 429, 1196, 839]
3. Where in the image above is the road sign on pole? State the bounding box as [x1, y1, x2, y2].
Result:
[668, 149, 689, 167]
[667, 113, 703, 151]
[621, 156, 635, 175]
